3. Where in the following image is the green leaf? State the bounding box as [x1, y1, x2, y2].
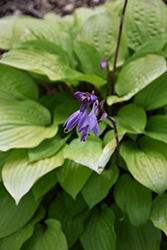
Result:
[0, 182, 40, 238]
[12, 16, 61, 47]
[0, 16, 17, 49]
[31, 170, 57, 201]
[73, 41, 106, 79]
[28, 134, 70, 163]
[64, 127, 124, 174]
[124, 0, 167, 50]
[120, 137, 167, 194]
[0, 64, 38, 100]
[125, 34, 167, 65]
[63, 192, 88, 217]
[114, 174, 152, 226]
[19, 40, 72, 67]
[53, 98, 80, 126]
[134, 72, 167, 110]
[104, 0, 124, 16]
[12, 15, 77, 69]
[0, 46, 105, 87]
[77, 10, 128, 66]
[56, 159, 92, 199]
[150, 193, 167, 235]
[22, 219, 68, 250]
[115, 103, 147, 134]
[80, 205, 116, 250]
[0, 206, 45, 250]
[44, 12, 74, 30]
[0, 150, 12, 182]
[64, 138, 103, 173]
[112, 204, 161, 250]
[107, 55, 167, 106]
[82, 163, 119, 209]
[145, 115, 167, 144]
[73, 6, 106, 29]
[48, 191, 89, 248]
[2, 149, 64, 204]
[0, 98, 57, 151]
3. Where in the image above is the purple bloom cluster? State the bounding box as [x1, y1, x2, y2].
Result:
[63, 91, 101, 141]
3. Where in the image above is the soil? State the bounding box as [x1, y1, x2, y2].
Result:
[0, 0, 107, 18]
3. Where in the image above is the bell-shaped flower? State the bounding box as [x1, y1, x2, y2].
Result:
[63, 110, 82, 132]
[78, 102, 101, 141]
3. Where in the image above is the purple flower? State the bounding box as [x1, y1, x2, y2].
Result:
[100, 59, 108, 69]
[63, 91, 101, 141]
[63, 110, 82, 132]
[78, 101, 101, 140]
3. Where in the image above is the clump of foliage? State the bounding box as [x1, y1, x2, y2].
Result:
[0, 0, 167, 249]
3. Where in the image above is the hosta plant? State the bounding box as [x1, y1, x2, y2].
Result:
[0, 0, 167, 249]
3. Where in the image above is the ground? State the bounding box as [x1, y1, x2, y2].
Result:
[0, 0, 107, 18]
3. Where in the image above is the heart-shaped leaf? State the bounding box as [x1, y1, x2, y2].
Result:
[114, 174, 152, 226]
[120, 137, 167, 194]
[134, 72, 167, 110]
[48, 191, 89, 248]
[56, 159, 92, 199]
[82, 163, 119, 209]
[0, 183, 40, 238]
[124, 0, 167, 50]
[77, 10, 128, 65]
[0, 16, 16, 49]
[0, 46, 105, 87]
[0, 98, 57, 151]
[107, 55, 166, 106]
[115, 103, 147, 134]
[145, 115, 167, 144]
[0, 206, 45, 250]
[0, 64, 38, 100]
[2, 149, 64, 204]
[22, 219, 68, 250]
[112, 204, 161, 250]
[150, 193, 167, 235]
[80, 205, 116, 250]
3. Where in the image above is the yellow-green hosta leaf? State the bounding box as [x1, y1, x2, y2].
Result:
[0, 16, 17, 49]
[64, 129, 125, 174]
[77, 10, 128, 64]
[0, 99, 58, 151]
[150, 193, 167, 235]
[120, 137, 167, 194]
[12, 15, 77, 69]
[44, 12, 74, 30]
[0, 64, 38, 100]
[107, 55, 167, 106]
[0, 150, 12, 182]
[0, 46, 105, 87]
[2, 149, 64, 205]
[73, 6, 106, 29]
[12, 16, 61, 47]
[104, 0, 124, 16]
[124, 0, 167, 50]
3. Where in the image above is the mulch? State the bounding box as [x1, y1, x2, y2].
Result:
[0, 0, 107, 18]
